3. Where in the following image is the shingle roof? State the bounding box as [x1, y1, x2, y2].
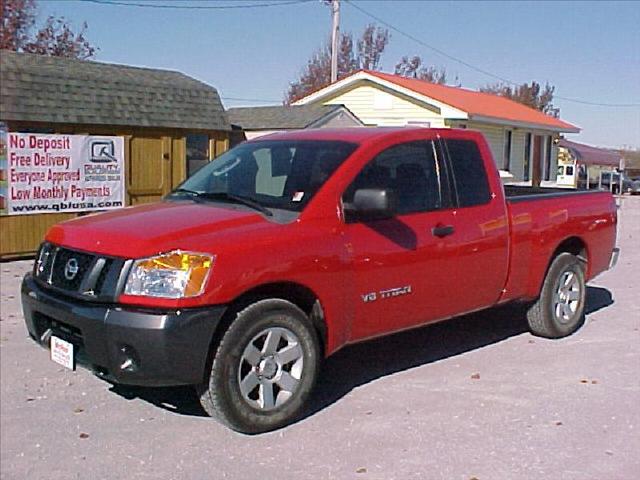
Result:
[365, 71, 579, 132]
[0, 50, 230, 131]
[227, 104, 344, 130]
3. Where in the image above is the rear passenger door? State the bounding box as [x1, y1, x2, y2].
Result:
[343, 140, 461, 340]
[440, 138, 510, 314]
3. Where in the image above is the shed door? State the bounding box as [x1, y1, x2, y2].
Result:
[128, 136, 172, 204]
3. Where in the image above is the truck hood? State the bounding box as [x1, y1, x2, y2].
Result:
[45, 200, 279, 258]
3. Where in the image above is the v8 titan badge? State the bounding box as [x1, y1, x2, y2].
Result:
[361, 285, 412, 303]
[50, 336, 75, 370]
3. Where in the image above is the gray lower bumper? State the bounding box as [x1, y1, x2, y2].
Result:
[21, 274, 226, 387]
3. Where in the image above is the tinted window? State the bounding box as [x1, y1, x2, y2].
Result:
[344, 141, 445, 216]
[445, 139, 491, 207]
[175, 140, 357, 212]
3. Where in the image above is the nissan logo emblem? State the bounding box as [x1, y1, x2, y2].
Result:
[64, 258, 79, 280]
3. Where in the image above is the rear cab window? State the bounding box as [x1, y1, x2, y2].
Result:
[443, 139, 491, 207]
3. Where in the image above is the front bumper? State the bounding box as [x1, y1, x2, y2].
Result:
[21, 274, 226, 387]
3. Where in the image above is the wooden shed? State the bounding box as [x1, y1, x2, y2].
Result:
[0, 51, 230, 258]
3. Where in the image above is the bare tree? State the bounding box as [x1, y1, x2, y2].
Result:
[0, 0, 35, 50]
[394, 55, 458, 85]
[286, 23, 390, 104]
[1, 0, 97, 59]
[356, 24, 389, 71]
[481, 81, 559, 117]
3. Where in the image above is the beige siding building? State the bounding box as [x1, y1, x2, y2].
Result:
[294, 71, 579, 185]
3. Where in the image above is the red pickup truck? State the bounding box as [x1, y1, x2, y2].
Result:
[22, 127, 619, 433]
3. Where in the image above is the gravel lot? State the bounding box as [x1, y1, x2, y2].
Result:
[1, 196, 639, 480]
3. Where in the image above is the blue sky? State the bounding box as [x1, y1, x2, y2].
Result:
[40, 0, 640, 149]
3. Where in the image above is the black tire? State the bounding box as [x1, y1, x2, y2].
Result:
[527, 252, 586, 338]
[198, 299, 321, 433]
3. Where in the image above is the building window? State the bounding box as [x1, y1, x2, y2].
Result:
[523, 133, 532, 181]
[186, 134, 210, 177]
[544, 135, 553, 181]
[503, 130, 512, 171]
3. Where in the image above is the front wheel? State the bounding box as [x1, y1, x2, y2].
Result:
[526, 253, 587, 338]
[198, 299, 321, 433]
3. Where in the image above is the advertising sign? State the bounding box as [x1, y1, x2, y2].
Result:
[2, 132, 125, 216]
[0, 124, 7, 214]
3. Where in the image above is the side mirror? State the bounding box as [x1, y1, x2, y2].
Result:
[350, 188, 396, 220]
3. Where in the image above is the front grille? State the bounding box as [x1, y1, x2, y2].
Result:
[94, 259, 114, 293]
[51, 248, 95, 291]
[34, 243, 128, 301]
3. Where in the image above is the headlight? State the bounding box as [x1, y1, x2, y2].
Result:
[124, 251, 214, 299]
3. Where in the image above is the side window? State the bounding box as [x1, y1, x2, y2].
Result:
[343, 141, 444, 217]
[445, 139, 491, 207]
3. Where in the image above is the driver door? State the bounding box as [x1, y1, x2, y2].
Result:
[343, 140, 461, 341]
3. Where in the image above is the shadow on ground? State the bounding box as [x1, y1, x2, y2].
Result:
[108, 286, 614, 420]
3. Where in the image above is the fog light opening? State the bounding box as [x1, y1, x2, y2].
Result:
[118, 344, 140, 372]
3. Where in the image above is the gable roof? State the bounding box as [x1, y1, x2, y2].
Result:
[227, 104, 358, 130]
[294, 70, 579, 133]
[0, 50, 230, 131]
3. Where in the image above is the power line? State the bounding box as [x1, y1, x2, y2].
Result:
[81, 0, 313, 10]
[345, 0, 515, 84]
[546, 96, 640, 108]
[345, 0, 640, 108]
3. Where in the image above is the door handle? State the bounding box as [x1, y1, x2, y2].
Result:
[432, 224, 455, 238]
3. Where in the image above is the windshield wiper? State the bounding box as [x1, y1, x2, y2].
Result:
[196, 192, 274, 217]
[169, 189, 273, 217]
[170, 188, 201, 197]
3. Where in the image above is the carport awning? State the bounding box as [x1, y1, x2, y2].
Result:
[559, 139, 621, 167]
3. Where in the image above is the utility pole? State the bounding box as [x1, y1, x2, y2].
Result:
[330, 0, 340, 83]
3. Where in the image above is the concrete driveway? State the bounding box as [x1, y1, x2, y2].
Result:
[1, 196, 639, 480]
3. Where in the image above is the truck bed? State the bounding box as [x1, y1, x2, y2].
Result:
[501, 184, 616, 302]
[504, 185, 605, 202]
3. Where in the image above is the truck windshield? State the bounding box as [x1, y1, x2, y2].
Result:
[171, 140, 358, 213]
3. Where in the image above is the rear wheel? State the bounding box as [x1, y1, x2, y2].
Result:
[198, 299, 321, 433]
[527, 253, 586, 338]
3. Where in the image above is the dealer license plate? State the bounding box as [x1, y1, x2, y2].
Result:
[50, 336, 75, 370]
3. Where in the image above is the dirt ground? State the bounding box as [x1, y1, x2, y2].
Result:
[1, 196, 639, 480]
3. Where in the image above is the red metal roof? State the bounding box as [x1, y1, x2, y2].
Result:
[559, 139, 621, 167]
[364, 71, 579, 132]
